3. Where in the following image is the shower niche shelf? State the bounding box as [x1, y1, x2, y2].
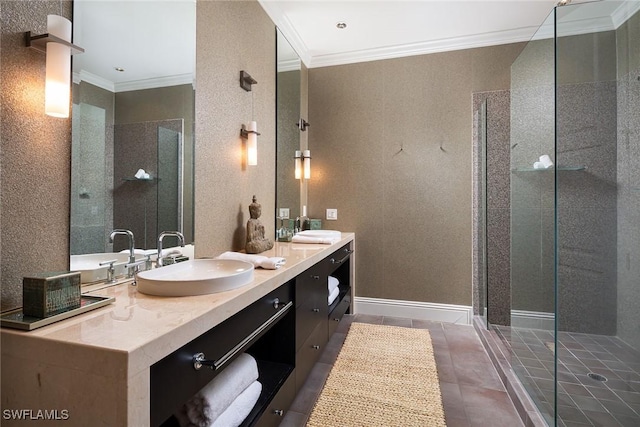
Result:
[512, 166, 586, 172]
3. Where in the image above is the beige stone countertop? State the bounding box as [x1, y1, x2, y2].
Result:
[1, 233, 354, 371]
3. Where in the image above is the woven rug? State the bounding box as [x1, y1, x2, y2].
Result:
[306, 322, 446, 427]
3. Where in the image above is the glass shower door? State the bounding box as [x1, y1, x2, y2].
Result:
[509, 8, 557, 425]
[554, 1, 640, 426]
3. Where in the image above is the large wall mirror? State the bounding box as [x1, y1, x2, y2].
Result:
[276, 28, 302, 229]
[70, 0, 196, 258]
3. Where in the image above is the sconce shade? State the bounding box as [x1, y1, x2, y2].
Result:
[247, 121, 258, 166]
[303, 149, 311, 180]
[294, 150, 302, 179]
[45, 15, 72, 118]
[295, 150, 311, 180]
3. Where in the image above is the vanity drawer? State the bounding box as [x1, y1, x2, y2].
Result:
[295, 320, 328, 391]
[253, 370, 296, 427]
[296, 298, 327, 351]
[295, 263, 326, 307]
[328, 292, 351, 336]
[150, 282, 293, 426]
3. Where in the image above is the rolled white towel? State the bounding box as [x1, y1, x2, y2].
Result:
[215, 252, 285, 270]
[291, 235, 339, 244]
[211, 381, 262, 427]
[328, 276, 339, 294]
[180, 353, 259, 427]
[328, 286, 340, 305]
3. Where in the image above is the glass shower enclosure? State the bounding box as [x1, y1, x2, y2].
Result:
[502, 1, 640, 426]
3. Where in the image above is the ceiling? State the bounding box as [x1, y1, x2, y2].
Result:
[72, 0, 639, 91]
[261, 0, 560, 68]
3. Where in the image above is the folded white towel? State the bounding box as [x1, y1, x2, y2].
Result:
[216, 252, 286, 270]
[211, 380, 262, 427]
[159, 248, 183, 258]
[180, 353, 259, 427]
[328, 276, 339, 294]
[297, 230, 342, 238]
[119, 248, 156, 257]
[328, 286, 340, 305]
[291, 235, 340, 244]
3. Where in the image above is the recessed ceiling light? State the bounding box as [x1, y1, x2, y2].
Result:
[114, 67, 125, 72]
[336, 22, 347, 29]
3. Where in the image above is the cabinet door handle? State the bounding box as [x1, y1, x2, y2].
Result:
[311, 275, 320, 280]
[274, 409, 284, 417]
[333, 317, 340, 322]
[273, 298, 280, 309]
[312, 345, 320, 350]
[312, 308, 320, 312]
[330, 249, 353, 265]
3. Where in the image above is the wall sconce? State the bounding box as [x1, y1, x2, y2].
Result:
[295, 150, 311, 180]
[239, 70, 258, 165]
[297, 118, 310, 132]
[26, 15, 84, 118]
[241, 121, 260, 166]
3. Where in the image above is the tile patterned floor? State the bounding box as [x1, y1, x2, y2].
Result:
[280, 314, 523, 427]
[494, 326, 640, 427]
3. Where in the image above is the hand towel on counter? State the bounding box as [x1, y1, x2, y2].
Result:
[328, 276, 339, 294]
[178, 353, 259, 427]
[291, 235, 340, 244]
[291, 229, 341, 244]
[211, 381, 262, 427]
[328, 286, 340, 305]
[215, 252, 286, 270]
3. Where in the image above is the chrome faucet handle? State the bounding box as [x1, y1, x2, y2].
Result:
[99, 259, 118, 283]
[124, 259, 145, 280]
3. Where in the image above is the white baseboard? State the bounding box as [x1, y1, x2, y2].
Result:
[353, 297, 473, 325]
[511, 310, 555, 330]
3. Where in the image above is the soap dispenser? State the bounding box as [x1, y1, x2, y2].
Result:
[300, 205, 310, 231]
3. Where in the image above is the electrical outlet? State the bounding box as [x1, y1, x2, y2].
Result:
[326, 209, 338, 220]
[279, 208, 290, 219]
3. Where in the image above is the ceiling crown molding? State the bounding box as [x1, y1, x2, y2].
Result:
[307, 26, 542, 68]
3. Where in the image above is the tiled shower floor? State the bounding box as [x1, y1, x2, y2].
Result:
[494, 326, 640, 427]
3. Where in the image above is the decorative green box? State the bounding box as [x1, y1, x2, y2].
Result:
[23, 271, 81, 318]
[310, 219, 322, 230]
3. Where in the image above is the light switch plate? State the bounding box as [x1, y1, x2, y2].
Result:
[326, 208, 338, 220]
[279, 208, 290, 219]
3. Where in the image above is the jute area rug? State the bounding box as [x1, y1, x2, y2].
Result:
[306, 322, 447, 427]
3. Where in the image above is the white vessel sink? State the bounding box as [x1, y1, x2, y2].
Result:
[136, 259, 254, 297]
[71, 253, 141, 284]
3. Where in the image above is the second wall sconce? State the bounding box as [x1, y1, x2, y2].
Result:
[26, 15, 84, 118]
[241, 121, 260, 166]
[295, 150, 311, 180]
[239, 70, 259, 165]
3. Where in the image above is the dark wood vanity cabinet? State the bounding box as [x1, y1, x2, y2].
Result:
[326, 244, 353, 336]
[152, 283, 295, 427]
[151, 241, 353, 427]
[295, 243, 353, 390]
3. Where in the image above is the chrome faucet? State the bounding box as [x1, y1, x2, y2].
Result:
[157, 231, 185, 267]
[109, 229, 136, 277]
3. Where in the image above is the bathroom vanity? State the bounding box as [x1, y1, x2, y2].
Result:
[0, 234, 354, 426]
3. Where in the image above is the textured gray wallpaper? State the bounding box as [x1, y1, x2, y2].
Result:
[194, 0, 276, 256]
[308, 43, 524, 306]
[1, 0, 73, 311]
